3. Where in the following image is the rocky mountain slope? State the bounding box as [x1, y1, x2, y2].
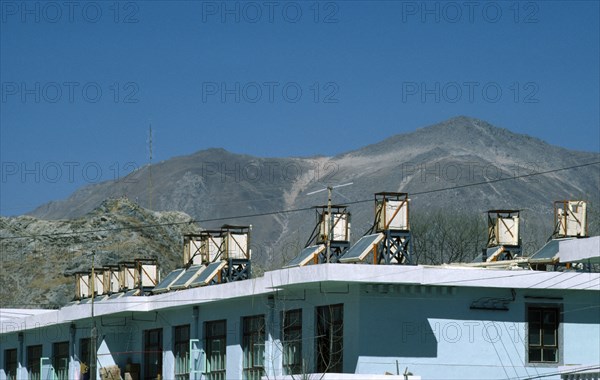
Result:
[28, 116, 600, 265]
[3, 116, 597, 308]
[0, 198, 199, 308]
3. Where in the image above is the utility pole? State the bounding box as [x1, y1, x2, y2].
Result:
[90, 251, 97, 380]
[326, 186, 332, 264]
[148, 124, 153, 211]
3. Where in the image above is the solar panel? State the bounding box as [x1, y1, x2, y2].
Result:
[529, 239, 561, 261]
[284, 245, 325, 268]
[79, 295, 107, 303]
[124, 289, 140, 297]
[339, 233, 384, 263]
[108, 292, 124, 300]
[171, 265, 206, 290]
[152, 268, 186, 294]
[189, 261, 226, 288]
[485, 246, 505, 262]
[471, 247, 501, 263]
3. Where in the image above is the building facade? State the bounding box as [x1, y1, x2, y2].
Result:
[1, 262, 599, 380]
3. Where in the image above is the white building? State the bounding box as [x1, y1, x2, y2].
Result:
[1, 238, 599, 380]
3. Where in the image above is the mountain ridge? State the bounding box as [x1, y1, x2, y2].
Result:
[3, 116, 598, 307]
[23, 116, 600, 269]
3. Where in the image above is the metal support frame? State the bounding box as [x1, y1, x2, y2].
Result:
[379, 230, 413, 265]
[372, 192, 413, 265]
[220, 225, 252, 281]
[318, 241, 350, 264]
[221, 258, 252, 282]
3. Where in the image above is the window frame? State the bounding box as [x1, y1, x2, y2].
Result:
[52, 341, 69, 380]
[204, 319, 227, 380]
[143, 328, 163, 380]
[281, 309, 303, 375]
[242, 314, 265, 380]
[26, 344, 43, 379]
[4, 348, 18, 380]
[526, 304, 562, 366]
[173, 324, 191, 380]
[78, 337, 91, 378]
[315, 303, 344, 373]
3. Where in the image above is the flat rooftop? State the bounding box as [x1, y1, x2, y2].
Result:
[1, 263, 598, 334]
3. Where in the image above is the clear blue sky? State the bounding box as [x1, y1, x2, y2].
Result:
[1, 1, 599, 216]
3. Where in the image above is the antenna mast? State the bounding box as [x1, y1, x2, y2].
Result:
[307, 182, 353, 263]
[148, 124, 153, 210]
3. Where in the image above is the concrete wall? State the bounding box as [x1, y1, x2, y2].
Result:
[1, 284, 598, 380]
[354, 285, 600, 380]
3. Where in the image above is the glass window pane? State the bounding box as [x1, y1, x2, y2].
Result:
[242, 315, 265, 379]
[316, 304, 343, 373]
[543, 326, 556, 346]
[144, 329, 163, 380]
[543, 310, 556, 325]
[542, 348, 557, 362]
[529, 323, 541, 345]
[529, 310, 541, 322]
[282, 309, 303, 375]
[205, 320, 226, 379]
[528, 307, 559, 363]
[529, 348, 542, 362]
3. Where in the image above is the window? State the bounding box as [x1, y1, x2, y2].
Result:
[316, 304, 343, 373]
[173, 325, 190, 380]
[282, 309, 302, 375]
[53, 342, 69, 380]
[242, 315, 265, 380]
[27, 345, 42, 380]
[143, 329, 163, 380]
[528, 307, 559, 363]
[4, 349, 17, 380]
[79, 338, 91, 378]
[205, 320, 226, 380]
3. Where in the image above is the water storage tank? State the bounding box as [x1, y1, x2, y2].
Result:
[555, 200, 587, 238]
[318, 209, 350, 243]
[487, 210, 520, 247]
[375, 192, 410, 231]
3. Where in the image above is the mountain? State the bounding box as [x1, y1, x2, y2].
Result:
[0, 199, 199, 307]
[21, 115, 600, 271]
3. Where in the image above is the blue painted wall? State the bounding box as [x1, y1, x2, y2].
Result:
[1, 284, 598, 380]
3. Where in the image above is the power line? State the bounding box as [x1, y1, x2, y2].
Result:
[512, 365, 600, 380]
[1, 160, 598, 242]
[349, 160, 600, 202]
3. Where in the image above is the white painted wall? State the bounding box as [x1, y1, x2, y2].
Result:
[1, 265, 599, 380]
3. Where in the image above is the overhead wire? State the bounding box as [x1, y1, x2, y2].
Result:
[1, 160, 598, 241]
